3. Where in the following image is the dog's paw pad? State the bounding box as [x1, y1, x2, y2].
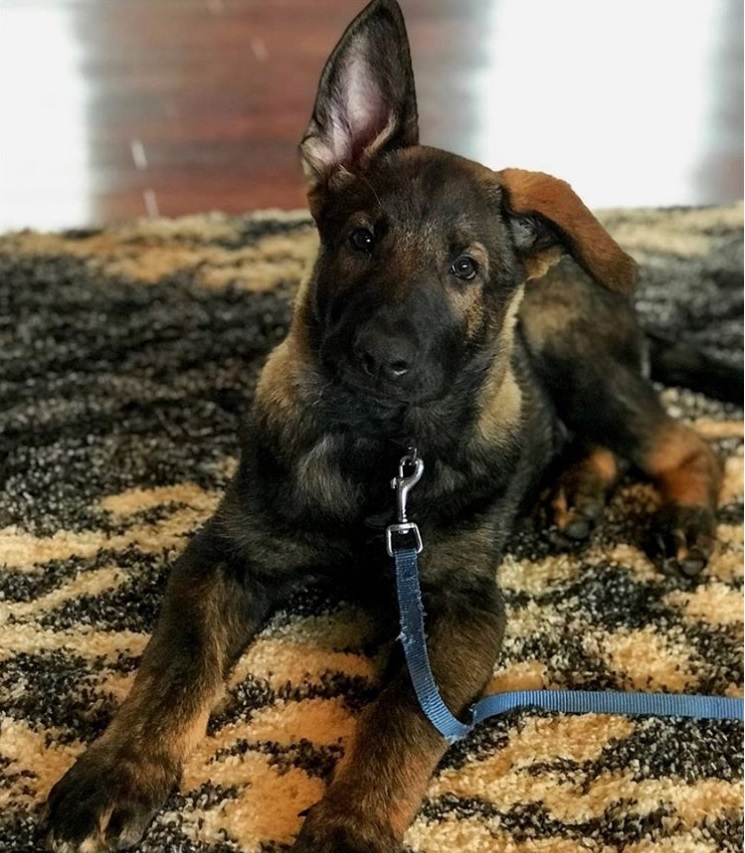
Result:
[649, 505, 716, 576]
[543, 505, 598, 550]
[39, 747, 175, 853]
[676, 550, 708, 577]
[291, 806, 398, 853]
[562, 517, 593, 541]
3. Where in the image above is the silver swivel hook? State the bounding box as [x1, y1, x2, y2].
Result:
[386, 451, 424, 556]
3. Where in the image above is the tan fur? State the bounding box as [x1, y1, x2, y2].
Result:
[475, 287, 525, 444]
[446, 242, 490, 339]
[589, 447, 619, 486]
[518, 271, 581, 351]
[295, 435, 362, 513]
[497, 168, 638, 294]
[545, 446, 620, 533]
[643, 422, 722, 509]
[522, 245, 564, 281]
[255, 297, 320, 451]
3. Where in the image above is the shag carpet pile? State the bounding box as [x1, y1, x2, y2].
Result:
[0, 205, 743, 852]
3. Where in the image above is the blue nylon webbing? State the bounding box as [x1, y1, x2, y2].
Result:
[393, 546, 744, 745]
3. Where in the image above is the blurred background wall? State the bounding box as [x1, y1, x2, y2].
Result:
[0, 0, 742, 231]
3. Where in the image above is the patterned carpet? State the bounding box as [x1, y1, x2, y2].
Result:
[0, 205, 742, 853]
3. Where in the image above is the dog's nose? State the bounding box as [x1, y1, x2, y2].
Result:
[355, 332, 416, 382]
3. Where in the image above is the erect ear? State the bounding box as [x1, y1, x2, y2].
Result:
[299, 0, 419, 194]
[496, 168, 638, 293]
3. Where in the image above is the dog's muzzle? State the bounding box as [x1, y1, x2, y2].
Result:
[318, 287, 457, 405]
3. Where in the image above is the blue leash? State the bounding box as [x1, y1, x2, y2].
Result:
[387, 454, 744, 745]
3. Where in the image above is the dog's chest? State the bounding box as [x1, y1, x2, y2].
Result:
[291, 431, 518, 540]
[294, 434, 405, 525]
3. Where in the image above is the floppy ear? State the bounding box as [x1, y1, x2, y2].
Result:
[299, 0, 418, 194]
[497, 168, 638, 293]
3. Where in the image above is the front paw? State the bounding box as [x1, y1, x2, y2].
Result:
[39, 742, 178, 852]
[292, 805, 400, 853]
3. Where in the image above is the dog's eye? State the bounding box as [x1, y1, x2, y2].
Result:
[450, 255, 478, 281]
[349, 227, 375, 252]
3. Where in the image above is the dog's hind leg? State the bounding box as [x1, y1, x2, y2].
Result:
[603, 386, 718, 574]
[636, 414, 722, 574]
[537, 346, 721, 573]
[522, 271, 722, 574]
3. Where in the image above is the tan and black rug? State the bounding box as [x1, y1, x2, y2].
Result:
[0, 205, 743, 853]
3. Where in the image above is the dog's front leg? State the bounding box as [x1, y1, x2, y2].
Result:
[40, 520, 285, 853]
[293, 552, 505, 853]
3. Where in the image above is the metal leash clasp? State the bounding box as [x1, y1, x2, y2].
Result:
[386, 451, 424, 557]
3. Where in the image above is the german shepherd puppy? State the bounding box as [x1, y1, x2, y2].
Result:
[42, 1, 724, 850]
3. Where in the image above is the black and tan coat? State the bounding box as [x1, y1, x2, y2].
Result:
[41, 2, 727, 852]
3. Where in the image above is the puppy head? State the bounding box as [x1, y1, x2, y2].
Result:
[299, 0, 637, 411]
